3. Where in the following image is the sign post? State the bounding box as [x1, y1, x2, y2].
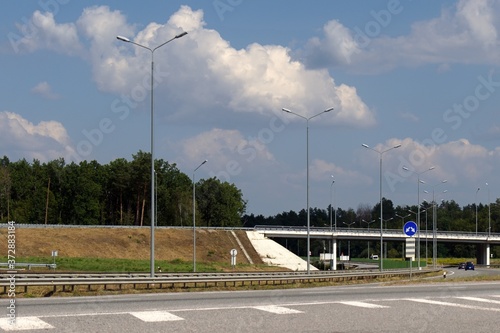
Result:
[403, 221, 418, 279]
[230, 249, 237, 269]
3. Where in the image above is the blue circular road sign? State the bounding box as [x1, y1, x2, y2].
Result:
[403, 221, 418, 237]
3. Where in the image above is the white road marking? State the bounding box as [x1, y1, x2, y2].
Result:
[130, 311, 184, 322]
[253, 305, 303, 314]
[408, 298, 500, 311]
[0, 317, 54, 331]
[338, 301, 389, 309]
[456, 296, 500, 305]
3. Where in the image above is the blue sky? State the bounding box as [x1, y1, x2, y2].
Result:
[1, 0, 499, 217]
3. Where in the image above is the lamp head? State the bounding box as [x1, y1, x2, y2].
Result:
[116, 36, 130, 42]
[176, 32, 188, 38]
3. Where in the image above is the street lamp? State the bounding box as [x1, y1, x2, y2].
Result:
[486, 182, 491, 237]
[420, 204, 431, 264]
[362, 219, 375, 258]
[362, 143, 401, 271]
[193, 159, 207, 273]
[343, 221, 355, 259]
[330, 175, 335, 232]
[117, 31, 188, 277]
[424, 180, 447, 268]
[402, 165, 434, 269]
[475, 187, 481, 235]
[395, 213, 410, 228]
[329, 175, 335, 270]
[382, 217, 393, 260]
[282, 107, 334, 274]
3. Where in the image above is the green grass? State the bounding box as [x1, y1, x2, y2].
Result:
[1, 256, 223, 273]
[0, 256, 278, 273]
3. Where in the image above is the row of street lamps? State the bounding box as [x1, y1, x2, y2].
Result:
[117, 32, 494, 276]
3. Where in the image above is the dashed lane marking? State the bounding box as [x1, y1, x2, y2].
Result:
[253, 305, 303, 314]
[338, 301, 389, 309]
[408, 298, 500, 312]
[130, 311, 184, 322]
[0, 317, 54, 331]
[456, 296, 500, 305]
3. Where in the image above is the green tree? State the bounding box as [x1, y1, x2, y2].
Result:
[197, 177, 246, 227]
[0, 156, 11, 221]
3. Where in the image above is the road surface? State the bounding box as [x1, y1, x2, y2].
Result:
[1, 269, 500, 332]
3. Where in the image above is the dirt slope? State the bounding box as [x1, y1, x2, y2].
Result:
[0, 227, 264, 265]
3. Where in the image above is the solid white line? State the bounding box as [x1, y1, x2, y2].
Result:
[338, 301, 389, 309]
[130, 311, 184, 322]
[456, 296, 500, 305]
[0, 317, 54, 331]
[253, 305, 303, 314]
[408, 298, 500, 312]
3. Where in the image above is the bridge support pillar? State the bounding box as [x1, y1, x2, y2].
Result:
[476, 243, 490, 266]
[331, 238, 337, 270]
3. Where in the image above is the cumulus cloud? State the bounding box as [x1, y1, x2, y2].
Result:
[301, 0, 500, 72]
[174, 128, 276, 176]
[383, 137, 497, 188]
[0, 111, 76, 162]
[31, 81, 60, 100]
[309, 159, 371, 185]
[13, 5, 375, 128]
[10, 10, 83, 55]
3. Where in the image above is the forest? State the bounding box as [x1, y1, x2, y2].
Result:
[1, 152, 499, 259]
[0, 152, 245, 227]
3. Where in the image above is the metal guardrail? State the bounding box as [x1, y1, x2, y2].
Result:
[0, 270, 437, 295]
[0, 263, 56, 270]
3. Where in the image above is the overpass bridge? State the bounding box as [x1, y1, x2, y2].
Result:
[254, 225, 500, 268]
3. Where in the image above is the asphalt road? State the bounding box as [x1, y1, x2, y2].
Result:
[2, 269, 500, 332]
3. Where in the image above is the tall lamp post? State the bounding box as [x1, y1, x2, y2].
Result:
[424, 180, 447, 268]
[282, 107, 334, 274]
[486, 182, 491, 237]
[117, 31, 188, 277]
[193, 159, 207, 273]
[396, 213, 410, 228]
[402, 165, 434, 269]
[362, 219, 375, 258]
[329, 175, 335, 270]
[343, 221, 356, 259]
[330, 175, 335, 232]
[475, 187, 480, 235]
[362, 143, 401, 271]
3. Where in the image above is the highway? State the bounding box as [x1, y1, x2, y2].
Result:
[1, 268, 500, 332]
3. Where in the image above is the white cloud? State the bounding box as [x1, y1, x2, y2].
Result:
[457, 0, 498, 47]
[309, 159, 371, 185]
[0, 111, 76, 162]
[31, 81, 60, 100]
[14, 10, 83, 55]
[174, 128, 276, 175]
[389, 137, 496, 188]
[302, 0, 500, 72]
[15, 5, 376, 129]
[399, 112, 419, 123]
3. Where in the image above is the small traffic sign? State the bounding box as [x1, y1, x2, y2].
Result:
[403, 221, 418, 237]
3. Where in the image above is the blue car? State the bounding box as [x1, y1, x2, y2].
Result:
[465, 262, 475, 270]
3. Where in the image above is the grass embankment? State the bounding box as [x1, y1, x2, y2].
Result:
[0, 227, 268, 273]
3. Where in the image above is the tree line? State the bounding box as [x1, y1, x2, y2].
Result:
[0, 152, 246, 227]
[1, 152, 498, 259]
[241, 198, 500, 259]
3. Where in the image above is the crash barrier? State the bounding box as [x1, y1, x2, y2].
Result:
[1, 269, 438, 295]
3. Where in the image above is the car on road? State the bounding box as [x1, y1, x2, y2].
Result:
[465, 262, 475, 270]
[458, 262, 466, 269]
